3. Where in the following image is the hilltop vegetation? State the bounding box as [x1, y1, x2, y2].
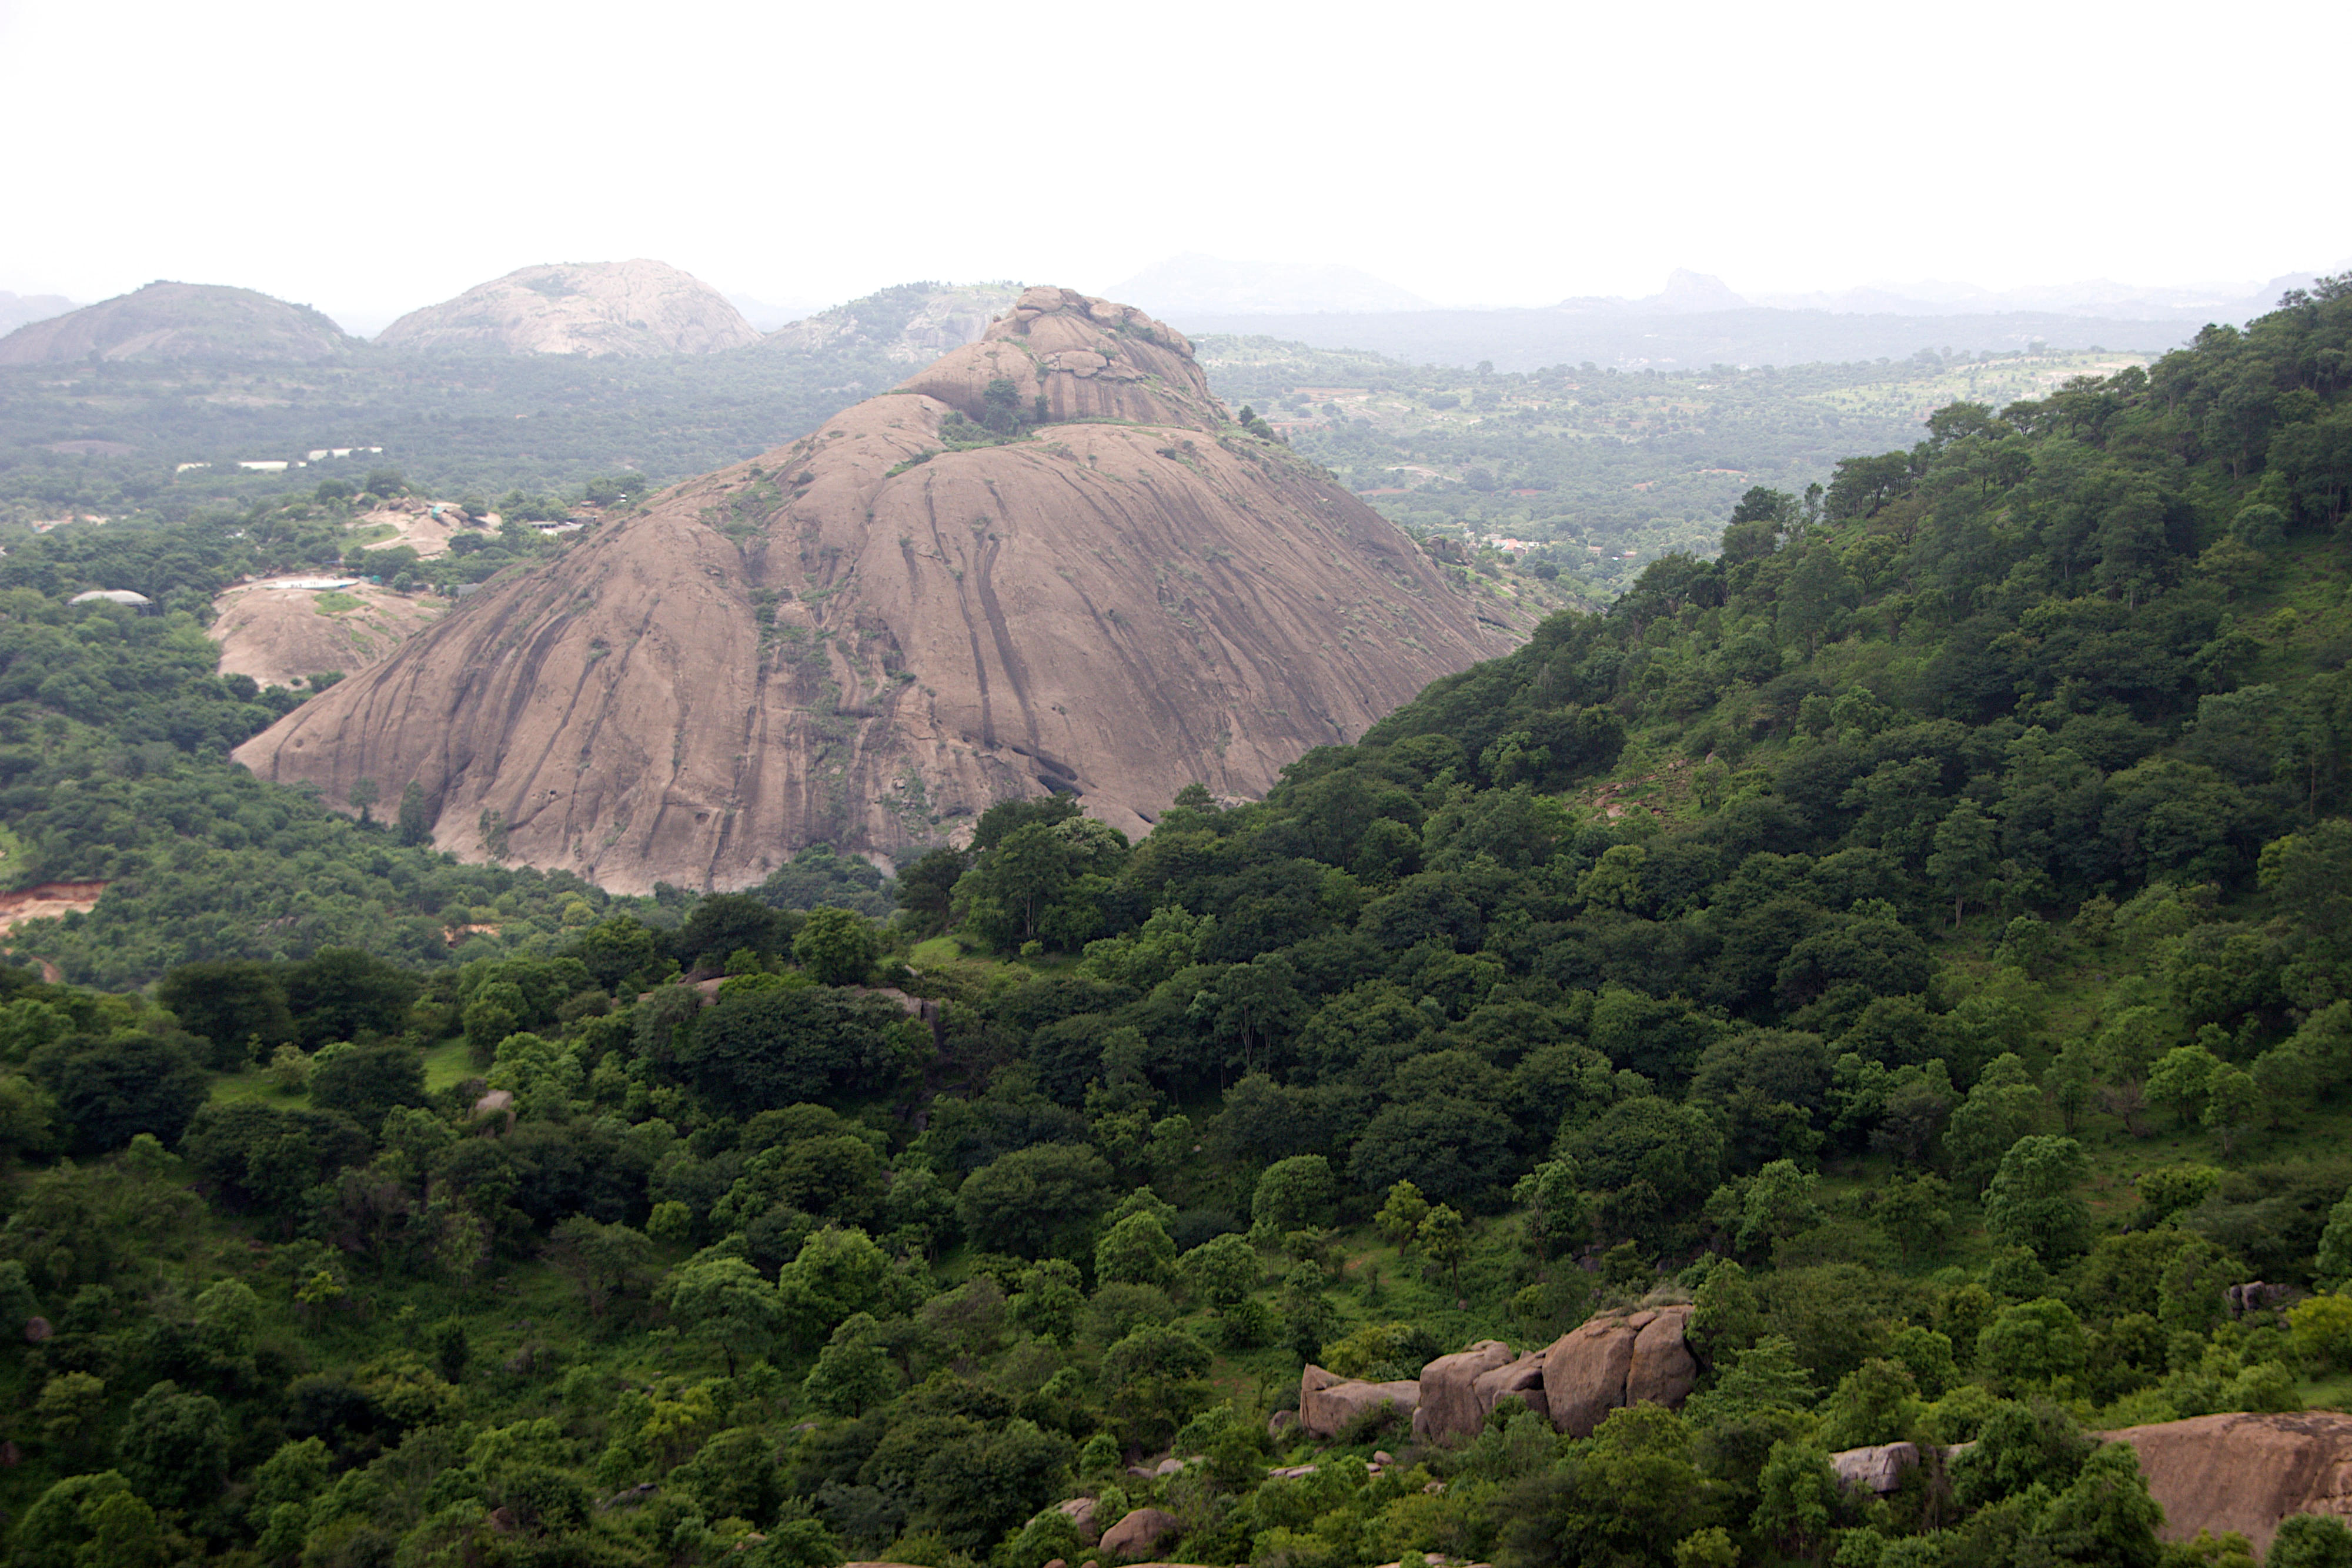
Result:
[0, 281, 2350, 1568]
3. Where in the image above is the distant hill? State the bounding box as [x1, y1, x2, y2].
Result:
[757, 280, 1024, 365]
[0, 289, 76, 335]
[0, 282, 360, 365]
[377, 259, 760, 356]
[1161, 303, 2196, 373]
[1108, 252, 1434, 315]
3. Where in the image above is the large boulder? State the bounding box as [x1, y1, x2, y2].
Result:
[1539, 1306, 1697, 1437]
[2102, 1411, 2352, 1554]
[1472, 1352, 1549, 1427]
[1627, 1306, 1700, 1409]
[1413, 1340, 1516, 1440]
[1829, 1442, 1920, 1495]
[1099, 1506, 1181, 1561]
[1299, 1364, 1421, 1439]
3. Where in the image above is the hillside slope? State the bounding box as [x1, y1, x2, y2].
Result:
[376, 259, 760, 356]
[233, 287, 1521, 890]
[0, 281, 359, 364]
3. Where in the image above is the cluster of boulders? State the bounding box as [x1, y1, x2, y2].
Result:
[1295, 1304, 1700, 1443]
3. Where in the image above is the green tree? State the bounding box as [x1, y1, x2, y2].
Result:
[793, 907, 877, 987]
[1419, 1205, 1470, 1296]
[1984, 1135, 2092, 1262]
[1377, 1177, 1432, 1250]
[1250, 1153, 1338, 1242]
[115, 1379, 228, 1511]
[2203, 1066, 2260, 1158]
[395, 781, 432, 847]
[1976, 1298, 2091, 1389]
[1177, 1232, 1259, 1309]
[954, 1144, 1112, 1257]
[658, 1254, 784, 1375]
[1102, 1322, 1213, 1449]
[308, 1040, 426, 1130]
[346, 776, 380, 825]
[1095, 1210, 1178, 1286]
[1928, 797, 1997, 928]
[2148, 1043, 2222, 1129]
[2270, 1514, 2352, 1568]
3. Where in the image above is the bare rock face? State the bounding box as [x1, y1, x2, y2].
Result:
[0, 282, 359, 365]
[1098, 1506, 1180, 1560]
[1299, 1365, 1421, 1439]
[1540, 1306, 1696, 1437]
[2102, 1411, 2352, 1554]
[235, 287, 1521, 892]
[1414, 1340, 1516, 1440]
[378, 260, 760, 356]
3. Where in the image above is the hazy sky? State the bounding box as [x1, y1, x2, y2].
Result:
[4, 0, 2345, 326]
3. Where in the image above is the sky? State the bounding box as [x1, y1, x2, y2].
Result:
[2, 0, 2346, 329]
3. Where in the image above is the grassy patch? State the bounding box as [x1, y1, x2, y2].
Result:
[422, 1038, 477, 1093]
[313, 591, 363, 614]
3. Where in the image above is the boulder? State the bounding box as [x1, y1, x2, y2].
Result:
[1539, 1307, 1698, 1437]
[1829, 1442, 1919, 1495]
[1626, 1306, 1699, 1409]
[1098, 1506, 1181, 1561]
[1299, 1364, 1419, 1439]
[1268, 1409, 1298, 1440]
[1542, 1313, 1643, 1438]
[1414, 1339, 1516, 1440]
[2102, 1410, 2352, 1554]
[1472, 1352, 1549, 1427]
[1054, 1498, 1100, 1545]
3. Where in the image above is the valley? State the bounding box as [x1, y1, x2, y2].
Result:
[0, 259, 2343, 1568]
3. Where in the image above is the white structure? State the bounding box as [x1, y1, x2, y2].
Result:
[69, 589, 153, 608]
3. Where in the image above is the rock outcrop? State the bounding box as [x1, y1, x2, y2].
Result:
[1540, 1306, 1698, 1437]
[1829, 1442, 1920, 1495]
[2103, 1411, 2352, 1554]
[0, 282, 360, 364]
[378, 260, 760, 356]
[235, 287, 1522, 891]
[1098, 1506, 1181, 1560]
[1299, 1365, 1420, 1438]
[1413, 1340, 1517, 1440]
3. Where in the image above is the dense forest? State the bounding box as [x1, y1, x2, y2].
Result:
[1, 279, 2350, 1568]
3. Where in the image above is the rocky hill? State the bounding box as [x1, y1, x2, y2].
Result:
[235, 287, 1523, 891]
[376, 259, 760, 356]
[0, 281, 359, 364]
[758, 280, 1024, 364]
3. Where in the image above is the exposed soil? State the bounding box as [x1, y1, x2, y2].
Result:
[0, 880, 108, 937]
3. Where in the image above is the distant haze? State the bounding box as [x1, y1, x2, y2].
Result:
[1, 0, 2343, 320]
